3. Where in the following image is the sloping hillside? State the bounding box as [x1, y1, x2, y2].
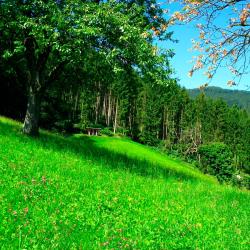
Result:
[188, 86, 250, 113]
[0, 117, 249, 249]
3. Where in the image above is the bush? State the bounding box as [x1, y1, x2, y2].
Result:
[100, 127, 114, 136]
[115, 127, 129, 136]
[231, 173, 250, 189]
[138, 131, 160, 146]
[198, 143, 235, 182]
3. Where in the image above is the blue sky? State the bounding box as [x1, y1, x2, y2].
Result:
[156, 2, 250, 91]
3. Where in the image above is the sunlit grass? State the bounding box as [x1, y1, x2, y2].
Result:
[0, 116, 249, 249]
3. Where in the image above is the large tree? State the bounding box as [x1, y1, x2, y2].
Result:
[1, 0, 165, 135]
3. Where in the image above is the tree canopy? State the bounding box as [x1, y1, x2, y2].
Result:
[0, 0, 174, 135]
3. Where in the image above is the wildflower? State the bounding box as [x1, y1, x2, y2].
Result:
[42, 176, 47, 183]
[24, 207, 29, 214]
[100, 241, 109, 246]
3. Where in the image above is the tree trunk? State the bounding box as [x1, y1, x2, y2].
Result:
[107, 89, 112, 126]
[113, 98, 118, 134]
[23, 38, 48, 136]
[95, 94, 100, 124]
[102, 94, 107, 124]
[165, 109, 169, 141]
[23, 86, 41, 136]
[162, 106, 165, 140]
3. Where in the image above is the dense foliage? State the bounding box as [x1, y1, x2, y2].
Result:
[198, 143, 234, 183]
[0, 0, 173, 135]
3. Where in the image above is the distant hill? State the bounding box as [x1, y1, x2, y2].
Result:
[187, 86, 250, 113]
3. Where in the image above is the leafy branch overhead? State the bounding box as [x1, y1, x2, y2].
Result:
[166, 0, 250, 86]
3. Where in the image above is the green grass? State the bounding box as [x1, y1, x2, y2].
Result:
[0, 116, 249, 249]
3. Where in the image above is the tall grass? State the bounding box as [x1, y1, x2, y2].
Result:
[0, 116, 249, 249]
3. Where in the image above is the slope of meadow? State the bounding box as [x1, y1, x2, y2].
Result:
[0, 117, 249, 249]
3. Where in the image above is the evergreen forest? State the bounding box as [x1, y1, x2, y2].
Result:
[188, 86, 250, 114]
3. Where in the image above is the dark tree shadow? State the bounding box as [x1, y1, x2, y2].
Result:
[0, 119, 204, 182]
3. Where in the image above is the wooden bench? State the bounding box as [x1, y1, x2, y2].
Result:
[86, 127, 101, 136]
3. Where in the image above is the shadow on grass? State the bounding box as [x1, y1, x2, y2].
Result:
[0, 119, 202, 182]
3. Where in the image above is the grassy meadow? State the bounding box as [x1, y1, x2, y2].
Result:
[0, 116, 249, 249]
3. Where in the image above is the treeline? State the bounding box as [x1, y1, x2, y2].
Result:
[1, 59, 250, 186]
[42, 76, 250, 175]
